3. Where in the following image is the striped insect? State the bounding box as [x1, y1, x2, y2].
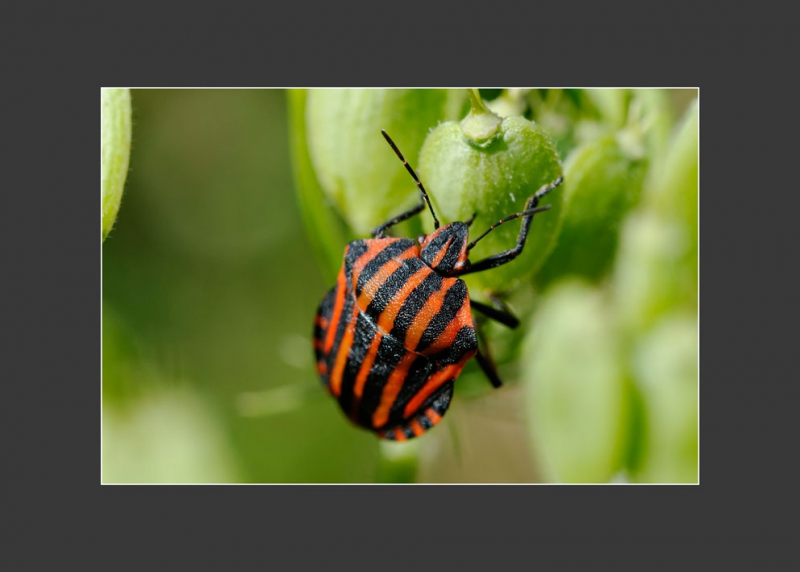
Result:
[313, 130, 563, 441]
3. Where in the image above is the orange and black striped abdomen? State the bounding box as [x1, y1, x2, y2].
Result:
[313, 237, 478, 440]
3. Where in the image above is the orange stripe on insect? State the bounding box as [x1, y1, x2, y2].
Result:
[352, 331, 383, 400]
[410, 419, 424, 437]
[372, 352, 417, 428]
[329, 302, 359, 397]
[355, 246, 418, 311]
[404, 278, 457, 351]
[357, 258, 404, 309]
[394, 427, 407, 441]
[422, 296, 473, 355]
[430, 236, 453, 268]
[351, 241, 417, 292]
[375, 266, 431, 333]
[426, 408, 442, 425]
[351, 268, 431, 411]
[454, 237, 470, 270]
[323, 268, 347, 354]
[352, 239, 393, 276]
[403, 355, 471, 418]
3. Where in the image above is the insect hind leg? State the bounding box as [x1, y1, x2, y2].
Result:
[378, 381, 454, 441]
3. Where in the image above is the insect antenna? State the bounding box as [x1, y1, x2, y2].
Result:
[381, 130, 440, 229]
[467, 206, 551, 250]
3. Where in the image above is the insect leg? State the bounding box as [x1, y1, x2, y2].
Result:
[371, 201, 426, 238]
[472, 317, 503, 388]
[470, 299, 520, 329]
[475, 347, 503, 388]
[457, 177, 563, 276]
[488, 292, 518, 317]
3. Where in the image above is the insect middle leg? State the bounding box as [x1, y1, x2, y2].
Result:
[470, 298, 520, 329]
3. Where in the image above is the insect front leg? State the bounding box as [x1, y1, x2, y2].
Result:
[457, 177, 563, 276]
[371, 201, 426, 238]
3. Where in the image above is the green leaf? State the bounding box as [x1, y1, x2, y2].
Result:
[101, 88, 132, 240]
[305, 89, 464, 235]
[287, 89, 354, 282]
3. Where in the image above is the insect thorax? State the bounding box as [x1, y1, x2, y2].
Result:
[419, 222, 470, 275]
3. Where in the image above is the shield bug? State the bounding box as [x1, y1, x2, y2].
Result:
[313, 130, 563, 441]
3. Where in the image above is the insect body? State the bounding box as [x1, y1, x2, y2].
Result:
[314, 130, 563, 441]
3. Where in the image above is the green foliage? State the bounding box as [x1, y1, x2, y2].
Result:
[101, 88, 132, 240]
[288, 89, 355, 282]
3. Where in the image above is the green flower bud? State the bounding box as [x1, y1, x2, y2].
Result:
[101, 88, 132, 240]
[305, 89, 464, 234]
[629, 314, 698, 483]
[417, 92, 563, 292]
[521, 280, 630, 482]
[535, 134, 646, 288]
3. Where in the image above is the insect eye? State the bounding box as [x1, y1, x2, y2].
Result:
[417, 234, 426, 244]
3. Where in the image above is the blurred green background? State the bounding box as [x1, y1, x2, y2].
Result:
[102, 88, 698, 483]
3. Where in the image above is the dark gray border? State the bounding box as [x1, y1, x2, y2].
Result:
[10, 0, 792, 567]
